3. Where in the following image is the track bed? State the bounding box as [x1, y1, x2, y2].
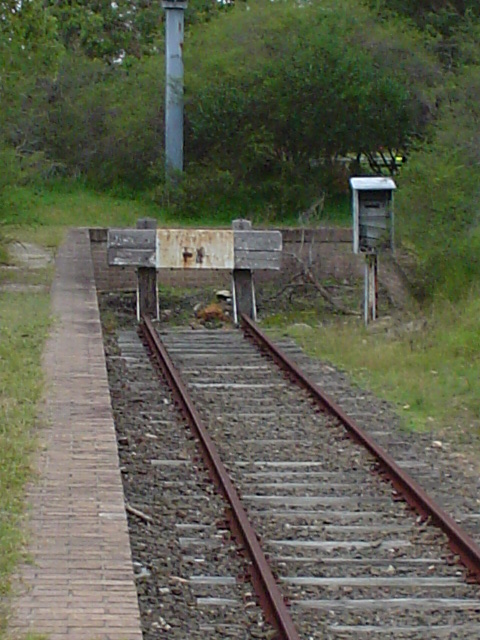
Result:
[157, 327, 480, 639]
[104, 313, 480, 639]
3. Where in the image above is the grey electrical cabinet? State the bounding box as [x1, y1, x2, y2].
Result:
[350, 177, 396, 254]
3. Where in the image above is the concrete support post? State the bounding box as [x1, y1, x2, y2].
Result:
[136, 218, 158, 321]
[364, 253, 378, 325]
[232, 219, 256, 324]
[163, 1, 187, 179]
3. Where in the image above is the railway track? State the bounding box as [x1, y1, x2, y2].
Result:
[105, 311, 480, 639]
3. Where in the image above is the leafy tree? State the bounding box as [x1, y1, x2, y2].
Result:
[0, 0, 444, 221]
[43, 0, 224, 62]
[0, 0, 62, 69]
[45, 0, 162, 62]
[368, 0, 480, 66]
[0, 0, 63, 216]
[183, 0, 439, 212]
[396, 66, 480, 299]
[37, 53, 165, 187]
[370, 0, 480, 25]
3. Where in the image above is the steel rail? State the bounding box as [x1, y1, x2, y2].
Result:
[139, 315, 301, 640]
[241, 313, 480, 583]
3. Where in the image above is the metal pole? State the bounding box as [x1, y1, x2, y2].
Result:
[163, 1, 187, 179]
[364, 253, 378, 325]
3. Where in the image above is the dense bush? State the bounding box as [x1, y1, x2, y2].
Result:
[369, 0, 480, 67]
[1, 0, 439, 214]
[371, 0, 480, 28]
[8, 54, 166, 189]
[183, 0, 439, 214]
[2, 49, 166, 195]
[396, 66, 480, 300]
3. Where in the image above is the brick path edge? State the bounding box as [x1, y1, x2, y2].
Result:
[9, 229, 143, 640]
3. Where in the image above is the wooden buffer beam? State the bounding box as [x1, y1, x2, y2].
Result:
[107, 219, 282, 322]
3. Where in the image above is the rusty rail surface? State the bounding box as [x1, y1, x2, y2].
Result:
[139, 315, 301, 640]
[240, 313, 480, 583]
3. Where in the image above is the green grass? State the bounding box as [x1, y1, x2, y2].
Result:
[0, 291, 51, 636]
[160, 192, 351, 228]
[0, 266, 54, 287]
[1, 182, 351, 244]
[0, 219, 53, 638]
[3, 183, 160, 228]
[274, 293, 480, 441]
[0, 243, 8, 266]
[2, 183, 164, 250]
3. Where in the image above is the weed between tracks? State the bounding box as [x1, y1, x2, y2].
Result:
[267, 294, 480, 450]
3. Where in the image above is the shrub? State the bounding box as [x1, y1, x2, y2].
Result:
[183, 0, 439, 216]
[396, 66, 480, 300]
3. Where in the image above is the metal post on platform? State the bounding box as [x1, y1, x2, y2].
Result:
[364, 253, 378, 325]
[136, 218, 158, 321]
[163, 1, 187, 179]
[232, 219, 256, 324]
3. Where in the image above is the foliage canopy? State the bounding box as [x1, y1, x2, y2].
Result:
[183, 1, 438, 211]
[1, 0, 480, 300]
[396, 65, 480, 299]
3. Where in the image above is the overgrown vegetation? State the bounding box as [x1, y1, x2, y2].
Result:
[1, 0, 437, 216]
[182, 1, 438, 215]
[273, 291, 480, 442]
[396, 66, 480, 300]
[2, 0, 479, 300]
[0, 292, 51, 629]
[368, 0, 480, 301]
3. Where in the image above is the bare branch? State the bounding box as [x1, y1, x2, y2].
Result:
[126, 502, 153, 525]
[282, 251, 361, 316]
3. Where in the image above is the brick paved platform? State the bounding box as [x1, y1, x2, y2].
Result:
[10, 229, 143, 639]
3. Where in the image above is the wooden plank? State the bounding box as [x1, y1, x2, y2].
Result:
[138, 266, 158, 317]
[297, 598, 480, 611]
[360, 227, 390, 242]
[233, 268, 255, 320]
[283, 576, 461, 587]
[361, 213, 387, 221]
[325, 624, 480, 635]
[107, 228, 156, 250]
[108, 226, 281, 270]
[234, 250, 281, 270]
[107, 247, 156, 267]
[234, 230, 282, 252]
[232, 219, 252, 231]
[282, 228, 351, 243]
[360, 220, 389, 230]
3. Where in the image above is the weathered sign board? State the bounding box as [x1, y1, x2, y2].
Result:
[107, 221, 282, 322]
[107, 228, 282, 270]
